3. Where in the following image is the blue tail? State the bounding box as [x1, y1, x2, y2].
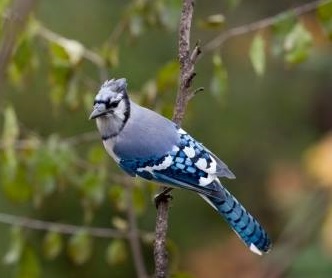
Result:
[202, 182, 272, 255]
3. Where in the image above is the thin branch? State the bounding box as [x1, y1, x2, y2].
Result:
[0, 212, 127, 238]
[154, 0, 198, 277]
[126, 185, 148, 278]
[65, 131, 100, 146]
[0, 131, 99, 150]
[0, 0, 36, 93]
[36, 25, 108, 81]
[108, 18, 128, 46]
[172, 2, 200, 126]
[203, 0, 331, 53]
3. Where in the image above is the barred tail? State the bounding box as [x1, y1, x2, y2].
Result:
[201, 183, 272, 255]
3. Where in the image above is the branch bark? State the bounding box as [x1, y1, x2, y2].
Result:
[0, 212, 127, 238]
[154, 0, 199, 277]
[203, 0, 330, 53]
[0, 0, 36, 92]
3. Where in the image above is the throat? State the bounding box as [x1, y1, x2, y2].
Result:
[96, 99, 130, 140]
[96, 114, 125, 139]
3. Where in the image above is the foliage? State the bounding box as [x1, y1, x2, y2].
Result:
[1, 0, 332, 277]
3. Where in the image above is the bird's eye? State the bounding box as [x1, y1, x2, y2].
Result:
[106, 100, 120, 109]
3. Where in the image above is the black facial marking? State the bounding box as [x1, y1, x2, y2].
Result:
[93, 99, 120, 109]
[105, 100, 120, 109]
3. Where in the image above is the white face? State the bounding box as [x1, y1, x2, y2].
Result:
[90, 79, 130, 138]
[90, 88, 125, 119]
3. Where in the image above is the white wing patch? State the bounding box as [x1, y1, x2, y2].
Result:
[136, 155, 173, 174]
[198, 175, 215, 186]
[183, 146, 195, 158]
[195, 157, 217, 174]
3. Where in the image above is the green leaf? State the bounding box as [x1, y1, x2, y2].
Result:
[198, 14, 225, 29]
[133, 185, 146, 214]
[64, 75, 80, 110]
[0, 0, 10, 13]
[227, 0, 241, 10]
[87, 145, 107, 165]
[105, 240, 127, 266]
[271, 12, 297, 57]
[284, 22, 313, 65]
[1, 106, 19, 178]
[49, 38, 84, 66]
[67, 231, 93, 265]
[29, 136, 74, 206]
[210, 54, 228, 98]
[108, 185, 127, 211]
[1, 166, 32, 203]
[49, 42, 71, 67]
[172, 272, 195, 278]
[112, 217, 128, 231]
[317, 1, 332, 39]
[3, 227, 24, 265]
[2, 105, 19, 147]
[249, 34, 266, 76]
[77, 169, 106, 223]
[17, 246, 41, 278]
[129, 15, 144, 37]
[80, 170, 106, 207]
[83, 92, 95, 112]
[42, 231, 63, 260]
[100, 44, 119, 67]
[156, 60, 179, 93]
[159, 0, 182, 31]
[8, 34, 37, 87]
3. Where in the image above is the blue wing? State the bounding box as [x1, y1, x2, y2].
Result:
[118, 128, 233, 199]
[117, 127, 271, 254]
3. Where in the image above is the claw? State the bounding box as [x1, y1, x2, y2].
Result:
[154, 187, 173, 208]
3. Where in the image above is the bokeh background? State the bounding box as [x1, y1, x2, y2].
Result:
[1, 0, 332, 277]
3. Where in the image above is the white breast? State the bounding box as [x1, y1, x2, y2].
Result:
[102, 138, 120, 163]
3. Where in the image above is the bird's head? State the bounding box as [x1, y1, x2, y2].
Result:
[89, 78, 129, 120]
[90, 78, 130, 139]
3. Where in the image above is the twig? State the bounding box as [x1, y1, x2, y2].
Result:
[203, 0, 331, 53]
[154, 0, 198, 277]
[125, 184, 148, 278]
[36, 25, 108, 81]
[0, 0, 36, 93]
[173, 17, 201, 125]
[65, 131, 100, 146]
[0, 212, 127, 238]
[0, 131, 99, 150]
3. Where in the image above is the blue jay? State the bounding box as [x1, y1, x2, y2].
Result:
[89, 78, 271, 255]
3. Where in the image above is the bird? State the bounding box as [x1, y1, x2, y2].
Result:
[89, 78, 272, 255]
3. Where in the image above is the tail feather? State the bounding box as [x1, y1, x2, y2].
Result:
[201, 182, 272, 255]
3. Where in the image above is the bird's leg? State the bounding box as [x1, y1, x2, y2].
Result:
[154, 187, 173, 208]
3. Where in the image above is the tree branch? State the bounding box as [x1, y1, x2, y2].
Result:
[125, 184, 148, 278]
[0, 212, 127, 238]
[36, 25, 108, 81]
[154, 0, 199, 277]
[203, 0, 331, 53]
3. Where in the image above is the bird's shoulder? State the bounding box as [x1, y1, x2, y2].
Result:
[113, 102, 180, 160]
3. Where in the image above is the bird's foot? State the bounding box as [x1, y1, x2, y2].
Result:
[154, 187, 173, 208]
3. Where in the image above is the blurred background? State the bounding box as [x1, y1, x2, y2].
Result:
[1, 0, 332, 277]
